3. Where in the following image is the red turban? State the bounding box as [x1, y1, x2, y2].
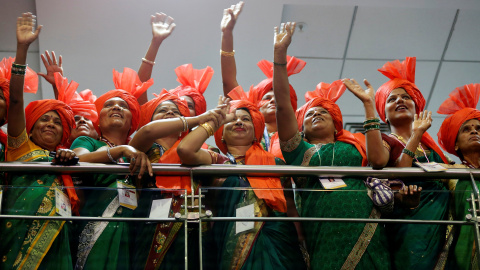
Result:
[248, 55, 305, 111]
[0, 57, 38, 123]
[112, 67, 154, 99]
[375, 57, 425, 122]
[54, 73, 98, 123]
[214, 87, 286, 212]
[169, 64, 214, 116]
[139, 89, 190, 129]
[25, 99, 75, 147]
[438, 84, 480, 156]
[95, 90, 140, 137]
[296, 80, 368, 165]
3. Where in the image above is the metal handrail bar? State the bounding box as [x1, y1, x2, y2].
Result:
[0, 215, 182, 222]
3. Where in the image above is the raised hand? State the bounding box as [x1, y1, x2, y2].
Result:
[17, 12, 42, 46]
[343, 78, 375, 104]
[221, 1, 244, 33]
[398, 185, 422, 209]
[274, 22, 296, 53]
[412, 110, 432, 134]
[151, 12, 176, 42]
[38, 50, 63, 86]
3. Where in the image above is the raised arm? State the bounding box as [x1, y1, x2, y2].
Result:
[343, 79, 389, 169]
[395, 111, 432, 167]
[8, 12, 42, 137]
[273, 22, 298, 142]
[220, 1, 243, 96]
[38, 50, 63, 99]
[137, 12, 176, 105]
[177, 96, 231, 165]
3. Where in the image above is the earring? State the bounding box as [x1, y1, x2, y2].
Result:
[455, 146, 459, 151]
[334, 129, 338, 136]
[221, 137, 225, 144]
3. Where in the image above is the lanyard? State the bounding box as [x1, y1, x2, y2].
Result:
[263, 128, 271, 151]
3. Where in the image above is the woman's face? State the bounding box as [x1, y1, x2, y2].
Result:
[152, 100, 181, 121]
[99, 97, 132, 133]
[384, 88, 416, 124]
[181, 95, 195, 117]
[0, 89, 6, 126]
[456, 119, 480, 156]
[69, 115, 98, 141]
[303, 106, 335, 140]
[30, 110, 63, 150]
[223, 109, 255, 147]
[259, 90, 276, 123]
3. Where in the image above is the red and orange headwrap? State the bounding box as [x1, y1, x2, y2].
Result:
[375, 57, 425, 122]
[249, 56, 306, 111]
[54, 73, 98, 123]
[437, 84, 480, 157]
[215, 86, 286, 212]
[296, 80, 346, 133]
[168, 64, 213, 116]
[25, 99, 75, 147]
[139, 89, 190, 129]
[0, 57, 38, 121]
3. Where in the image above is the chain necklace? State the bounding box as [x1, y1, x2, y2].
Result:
[389, 133, 429, 162]
[99, 136, 115, 147]
[314, 141, 336, 166]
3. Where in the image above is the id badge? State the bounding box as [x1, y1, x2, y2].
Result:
[415, 162, 448, 172]
[55, 188, 72, 217]
[117, 181, 138, 210]
[236, 202, 255, 234]
[319, 177, 347, 189]
[149, 198, 172, 219]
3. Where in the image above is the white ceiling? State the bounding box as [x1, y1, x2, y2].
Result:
[1, 0, 480, 162]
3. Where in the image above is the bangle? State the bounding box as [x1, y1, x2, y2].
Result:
[363, 122, 380, 128]
[12, 63, 27, 75]
[200, 122, 215, 137]
[402, 148, 415, 158]
[142, 57, 155, 65]
[364, 124, 380, 132]
[363, 118, 380, 125]
[220, 50, 235, 57]
[273, 61, 287, 66]
[179, 116, 188, 132]
[106, 147, 117, 163]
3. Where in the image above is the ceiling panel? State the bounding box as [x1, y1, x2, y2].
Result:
[348, 6, 456, 60]
[427, 61, 480, 114]
[281, 4, 355, 58]
[444, 9, 480, 61]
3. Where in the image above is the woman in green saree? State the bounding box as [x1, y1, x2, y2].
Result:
[0, 12, 79, 270]
[273, 22, 391, 269]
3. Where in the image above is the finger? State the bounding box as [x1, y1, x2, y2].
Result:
[165, 15, 174, 25]
[418, 186, 423, 192]
[37, 72, 47, 79]
[58, 55, 63, 67]
[409, 185, 414, 195]
[399, 186, 405, 195]
[147, 158, 153, 177]
[218, 95, 223, 106]
[351, 79, 361, 87]
[168, 23, 176, 32]
[157, 12, 166, 22]
[414, 114, 418, 121]
[290, 22, 296, 35]
[137, 157, 146, 179]
[413, 185, 417, 192]
[426, 110, 432, 121]
[364, 79, 374, 90]
[51, 51, 57, 65]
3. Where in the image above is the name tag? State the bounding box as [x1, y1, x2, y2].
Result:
[319, 177, 347, 189]
[149, 198, 172, 219]
[415, 162, 447, 172]
[236, 203, 255, 234]
[117, 181, 137, 210]
[55, 188, 72, 217]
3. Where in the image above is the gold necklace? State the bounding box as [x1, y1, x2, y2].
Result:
[390, 133, 425, 153]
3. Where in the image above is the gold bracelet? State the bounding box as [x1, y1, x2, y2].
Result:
[220, 50, 235, 57]
[179, 116, 188, 132]
[200, 123, 214, 137]
[142, 57, 155, 65]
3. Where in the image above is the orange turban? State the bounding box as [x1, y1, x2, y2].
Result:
[248, 55, 305, 110]
[169, 64, 213, 116]
[214, 87, 286, 212]
[375, 57, 425, 122]
[0, 57, 38, 122]
[438, 84, 480, 156]
[54, 73, 98, 123]
[25, 99, 75, 147]
[139, 89, 190, 129]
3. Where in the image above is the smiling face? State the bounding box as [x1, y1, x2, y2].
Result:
[385, 88, 416, 125]
[0, 89, 6, 126]
[98, 97, 132, 134]
[30, 110, 63, 151]
[456, 119, 480, 157]
[303, 106, 335, 141]
[69, 115, 98, 141]
[259, 90, 276, 123]
[223, 109, 255, 147]
[152, 100, 182, 121]
[181, 95, 196, 116]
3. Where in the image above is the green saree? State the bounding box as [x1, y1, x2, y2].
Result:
[281, 132, 391, 270]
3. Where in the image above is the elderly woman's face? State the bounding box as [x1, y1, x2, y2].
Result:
[303, 106, 335, 140]
[152, 101, 182, 121]
[223, 109, 255, 146]
[456, 119, 480, 156]
[69, 115, 98, 141]
[99, 97, 132, 132]
[30, 110, 63, 150]
[0, 89, 6, 126]
[259, 90, 276, 122]
[385, 88, 415, 124]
